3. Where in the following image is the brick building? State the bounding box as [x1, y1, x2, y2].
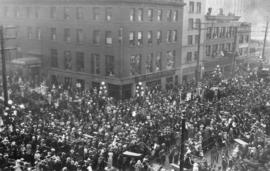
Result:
[202, 12, 251, 76]
[0, 0, 185, 99]
[181, 0, 206, 82]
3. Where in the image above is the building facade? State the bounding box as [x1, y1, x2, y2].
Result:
[0, 0, 185, 99]
[181, 0, 206, 82]
[202, 12, 251, 76]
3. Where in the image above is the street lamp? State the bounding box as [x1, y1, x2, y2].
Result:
[136, 82, 144, 97]
[99, 81, 107, 97]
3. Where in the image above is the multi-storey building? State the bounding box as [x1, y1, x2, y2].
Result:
[203, 12, 251, 76]
[181, 0, 206, 82]
[0, 0, 185, 99]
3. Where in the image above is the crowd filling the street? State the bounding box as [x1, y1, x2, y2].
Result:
[0, 66, 270, 171]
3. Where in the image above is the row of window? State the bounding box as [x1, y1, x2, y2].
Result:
[129, 8, 178, 22]
[189, 1, 202, 14]
[130, 50, 176, 76]
[206, 26, 237, 40]
[24, 27, 178, 46]
[128, 30, 177, 46]
[205, 43, 234, 57]
[50, 50, 115, 76]
[50, 49, 176, 76]
[2, 6, 178, 22]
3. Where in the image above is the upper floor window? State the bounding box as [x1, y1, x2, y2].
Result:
[188, 35, 193, 45]
[157, 31, 162, 44]
[167, 10, 172, 22]
[76, 29, 83, 43]
[166, 50, 175, 69]
[93, 30, 100, 45]
[130, 54, 141, 75]
[148, 9, 153, 21]
[26, 7, 32, 18]
[186, 52, 192, 63]
[50, 7, 56, 19]
[172, 10, 178, 22]
[146, 53, 154, 73]
[105, 7, 112, 21]
[137, 31, 143, 46]
[64, 28, 71, 42]
[189, 1, 194, 13]
[206, 45, 211, 56]
[206, 27, 212, 39]
[188, 18, 193, 30]
[156, 52, 162, 71]
[27, 27, 33, 40]
[212, 44, 218, 57]
[196, 2, 201, 13]
[245, 35, 249, 43]
[76, 7, 84, 20]
[157, 9, 162, 21]
[195, 35, 199, 44]
[36, 27, 41, 40]
[147, 31, 153, 44]
[91, 54, 100, 74]
[239, 35, 244, 43]
[167, 30, 172, 43]
[105, 55, 114, 76]
[64, 51, 72, 70]
[64, 7, 71, 20]
[195, 18, 200, 29]
[138, 8, 143, 21]
[129, 32, 135, 46]
[76, 52, 84, 72]
[50, 28, 56, 41]
[93, 7, 100, 20]
[15, 7, 20, 17]
[51, 49, 58, 68]
[105, 31, 113, 45]
[130, 8, 135, 21]
[35, 7, 40, 18]
[172, 30, 177, 42]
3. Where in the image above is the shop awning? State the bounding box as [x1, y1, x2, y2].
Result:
[11, 57, 41, 67]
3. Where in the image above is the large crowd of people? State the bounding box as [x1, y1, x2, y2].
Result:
[0, 67, 270, 171]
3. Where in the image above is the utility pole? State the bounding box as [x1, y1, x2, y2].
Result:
[0, 25, 16, 106]
[195, 20, 202, 86]
[179, 117, 186, 171]
[232, 27, 239, 76]
[0, 26, 8, 106]
[262, 19, 269, 62]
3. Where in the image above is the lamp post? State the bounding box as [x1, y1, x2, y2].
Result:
[136, 82, 144, 97]
[99, 81, 107, 97]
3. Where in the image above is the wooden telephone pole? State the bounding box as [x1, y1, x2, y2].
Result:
[262, 19, 269, 62]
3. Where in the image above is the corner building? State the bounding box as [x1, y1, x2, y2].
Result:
[0, 0, 185, 99]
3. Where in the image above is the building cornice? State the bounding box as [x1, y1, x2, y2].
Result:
[0, 0, 186, 7]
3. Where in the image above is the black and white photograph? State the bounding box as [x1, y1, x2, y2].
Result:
[0, 0, 270, 170]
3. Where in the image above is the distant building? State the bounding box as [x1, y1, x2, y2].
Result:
[0, 0, 185, 99]
[205, 0, 254, 17]
[181, 0, 206, 82]
[203, 12, 251, 76]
